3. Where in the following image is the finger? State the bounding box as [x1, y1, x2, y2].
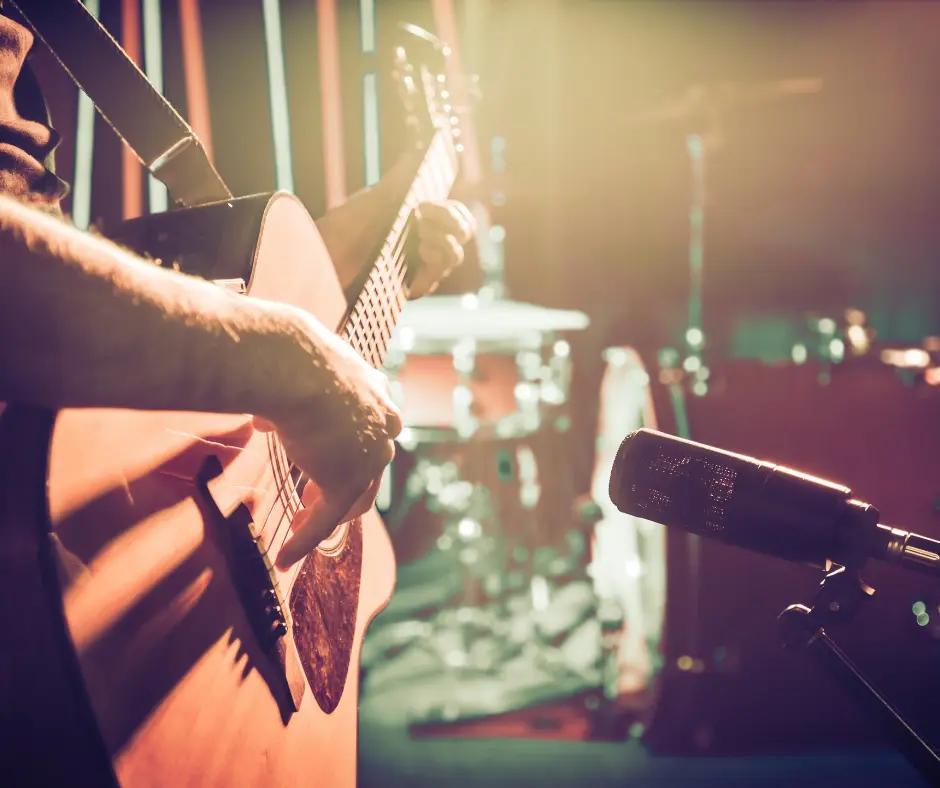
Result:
[385, 398, 404, 439]
[410, 236, 463, 297]
[277, 477, 383, 569]
[300, 479, 323, 507]
[343, 477, 382, 521]
[415, 201, 473, 244]
[415, 202, 472, 244]
[276, 487, 362, 569]
[447, 200, 477, 244]
[252, 415, 277, 433]
[421, 236, 464, 273]
[286, 505, 315, 535]
[369, 372, 403, 438]
[300, 474, 378, 522]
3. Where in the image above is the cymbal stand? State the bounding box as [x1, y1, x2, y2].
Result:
[779, 566, 940, 787]
[686, 133, 706, 366]
[475, 131, 508, 304]
[677, 132, 711, 670]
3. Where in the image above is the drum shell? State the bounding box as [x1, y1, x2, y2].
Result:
[390, 353, 523, 433]
[381, 428, 579, 573]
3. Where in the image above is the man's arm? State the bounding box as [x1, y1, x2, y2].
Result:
[0, 196, 405, 568]
[0, 194, 334, 421]
[314, 173, 405, 292]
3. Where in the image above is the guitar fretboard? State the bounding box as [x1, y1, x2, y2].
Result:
[341, 127, 458, 368]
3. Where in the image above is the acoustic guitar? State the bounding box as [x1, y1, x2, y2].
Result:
[0, 30, 462, 787]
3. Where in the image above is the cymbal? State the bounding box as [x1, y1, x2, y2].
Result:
[627, 78, 823, 127]
[390, 294, 590, 355]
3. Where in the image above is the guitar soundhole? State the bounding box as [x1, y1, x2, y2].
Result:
[288, 517, 363, 714]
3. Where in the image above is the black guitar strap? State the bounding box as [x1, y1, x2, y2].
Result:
[8, 0, 232, 208]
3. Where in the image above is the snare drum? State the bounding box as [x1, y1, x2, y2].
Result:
[384, 295, 589, 441]
[387, 351, 535, 438]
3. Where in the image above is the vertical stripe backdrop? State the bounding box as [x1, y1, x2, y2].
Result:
[67, 0, 457, 229]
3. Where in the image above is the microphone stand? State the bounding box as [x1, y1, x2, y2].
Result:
[778, 566, 940, 786]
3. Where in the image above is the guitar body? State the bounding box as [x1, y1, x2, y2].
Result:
[0, 193, 395, 787]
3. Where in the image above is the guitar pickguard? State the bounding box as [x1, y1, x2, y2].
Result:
[289, 519, 363, 715]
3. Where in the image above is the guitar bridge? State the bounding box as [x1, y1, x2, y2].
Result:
[195, 455, 306, 716]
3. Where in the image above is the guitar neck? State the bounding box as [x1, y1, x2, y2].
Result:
[341, 127, 458, 369]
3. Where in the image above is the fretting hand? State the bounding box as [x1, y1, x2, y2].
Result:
[315, 152, 477, 298]
[408, 199, 476, 297]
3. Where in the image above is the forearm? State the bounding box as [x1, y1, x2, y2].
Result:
[314, 153, 420, 290]
[0, 196, 327, 420]
[315, 186, 397, 291]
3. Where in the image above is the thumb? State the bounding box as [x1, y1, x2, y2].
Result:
[276, 500, 345, 570]
[275, 486, 366, 570]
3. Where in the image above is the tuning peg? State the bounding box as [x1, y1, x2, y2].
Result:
[443, 74, 483, 102]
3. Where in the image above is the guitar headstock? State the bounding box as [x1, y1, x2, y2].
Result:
[392, 23, 472, 160]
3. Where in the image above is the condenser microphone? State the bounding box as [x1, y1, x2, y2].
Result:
[609, 428, 940, 578]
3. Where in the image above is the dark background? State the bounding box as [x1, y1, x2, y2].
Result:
[25, 0, 940, 777]
[33, 0, 940, 354]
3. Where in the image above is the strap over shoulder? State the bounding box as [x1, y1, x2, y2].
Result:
[9, 0, 232, 207]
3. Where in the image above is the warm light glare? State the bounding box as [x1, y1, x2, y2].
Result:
[362, 73, 381, 187]
[142, 0, 168, 213]
[262, 0, 295, 193]
[358, 0, 376, 54]
[72, 0, 100, 230]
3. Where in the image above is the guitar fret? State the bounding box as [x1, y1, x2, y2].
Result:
[343, 126, 459, 371]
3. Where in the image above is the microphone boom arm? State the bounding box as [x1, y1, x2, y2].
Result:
[779, 566, 940, 786]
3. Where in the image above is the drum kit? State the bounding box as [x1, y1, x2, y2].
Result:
[358, 290, 671, 731]
[357, 75, 832, 733]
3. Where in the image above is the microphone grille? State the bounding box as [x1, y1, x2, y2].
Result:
[609, 429, 743, 537]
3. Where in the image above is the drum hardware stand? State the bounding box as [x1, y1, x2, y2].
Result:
[366, 283, 596, 720]
[779, 565, 940, 787]
[379, 446, 549, 677]
[677, 130, 714, 687]
[452, 337, 481, 440]
[685, 132, 707, 371]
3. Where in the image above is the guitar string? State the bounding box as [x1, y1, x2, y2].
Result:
[252, 239, 410, 572]
[266, 246, 412, 593]
[258, 201, 419, 569]
[255, 195, 417, 544]
[255, 131, 454, 546]
[249, 167, 427, 548]
[270, 134, 458, 541]
[254, 132, 458, 598]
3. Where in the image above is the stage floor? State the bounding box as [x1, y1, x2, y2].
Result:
[358, 708, 924, 788]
